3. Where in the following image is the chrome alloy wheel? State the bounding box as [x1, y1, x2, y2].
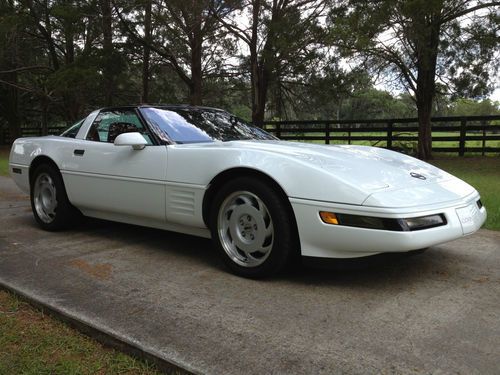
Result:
[33, 172, 58, 223]
[217, 191, 274, 267]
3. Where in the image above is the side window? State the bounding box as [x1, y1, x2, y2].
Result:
[86, 110, 153, 144]
[60, 119, 84, 138]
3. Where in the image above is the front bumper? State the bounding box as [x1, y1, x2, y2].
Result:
[290, 193, 487, 258]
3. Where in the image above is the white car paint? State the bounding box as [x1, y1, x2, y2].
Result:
[9, 108, 487, 260]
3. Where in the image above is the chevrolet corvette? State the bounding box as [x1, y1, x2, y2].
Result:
[9, 105, 487, 277]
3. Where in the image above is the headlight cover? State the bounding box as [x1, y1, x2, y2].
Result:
[319, 212, 447, 232]
[402, 214, 447, 231]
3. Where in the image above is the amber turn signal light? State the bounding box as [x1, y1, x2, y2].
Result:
[319, 211, 339, 225]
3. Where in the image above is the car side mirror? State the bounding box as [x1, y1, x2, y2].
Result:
[114, 132, 147, 150]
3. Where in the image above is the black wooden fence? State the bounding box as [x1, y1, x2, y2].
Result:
[263, 115, 500, 156]
[1, 126, 65, 145]
[2, 115, 500, 156]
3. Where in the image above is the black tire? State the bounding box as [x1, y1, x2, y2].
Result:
[30, 163, 79, 231]
[209, 176, 298, 278]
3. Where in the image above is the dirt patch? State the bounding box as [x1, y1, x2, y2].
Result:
[0, 190, 29, 201]
[0, 290, 46, 326]
[68, 259, 112, 280]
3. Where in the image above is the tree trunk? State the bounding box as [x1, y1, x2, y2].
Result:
[62, 4, 78, 121]
[100, 0, 114, 106]
[43, 0, 60, 71]
[413, 14, 441, 160]
[250, 53, 260, 124]
[416, 91, 433, 160]
[249, 0, 263, 125]
[41, 96, 49, 136]
[252, 64, 269, 126]
[7, 113, 20, 143]
[64, 11, 75, 65]
[250, 0, 278, 126]
[189, 37, 203, 105]
[415, 59, 437, 160]
[142, 0, 152, 103]
[188, 4, 203, 106]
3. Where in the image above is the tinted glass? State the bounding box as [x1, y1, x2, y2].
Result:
[141, 107, 276, 144]
[60, 119, 84, 138]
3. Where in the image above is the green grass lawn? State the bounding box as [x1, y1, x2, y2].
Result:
[0, 290, 163, 375]
[0, 147, 8, 176]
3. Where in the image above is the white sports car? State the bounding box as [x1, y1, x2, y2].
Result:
[9, 105, 487, 277]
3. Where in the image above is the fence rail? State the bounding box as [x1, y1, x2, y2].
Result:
[2, 115, 500, 156]
[263, 115, 500, 156]
[0, 126, 65, 144]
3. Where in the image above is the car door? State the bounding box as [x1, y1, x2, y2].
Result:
[61, 108, 167, 221]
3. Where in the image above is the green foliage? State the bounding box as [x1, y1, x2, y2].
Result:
[329, 0, 499, 99]
[276, 65, 418, 121]
[445, 98, 500, 117]
[342, 89, 416, 120]
[0, 0, 498, 137]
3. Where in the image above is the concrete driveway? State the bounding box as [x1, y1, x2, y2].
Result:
[0, 176, 499, 374]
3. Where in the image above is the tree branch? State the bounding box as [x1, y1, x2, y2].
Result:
[440, 2, 500, 24]
[0, 66, 54, 74]
[112, 1, 192, 86]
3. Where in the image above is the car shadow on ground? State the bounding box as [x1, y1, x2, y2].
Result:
[69, 215, 224, 267]
[280, 250, 452, 287]
[17, 212, 457, 288]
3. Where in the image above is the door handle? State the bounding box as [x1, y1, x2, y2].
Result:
[74, 149, 85, 156]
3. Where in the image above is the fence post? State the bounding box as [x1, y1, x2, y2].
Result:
[482, 121, 486, 156]
[348, 130, 351, 145]
[325, 122, 330, 145]
[276, 122, 281, 139]
[459, 118, 466, 157]
[387, 121, 393, 149]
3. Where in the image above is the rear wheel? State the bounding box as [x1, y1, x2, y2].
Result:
[210, 177, 298, 278]
[30, 164, 78, 231]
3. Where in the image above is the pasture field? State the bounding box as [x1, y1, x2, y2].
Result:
[276, 130, 500, 153]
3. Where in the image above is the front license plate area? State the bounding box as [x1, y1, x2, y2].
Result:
[456, 203, 480, 235]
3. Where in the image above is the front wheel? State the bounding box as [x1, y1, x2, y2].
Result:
[210, 177, 298, 278]
[30, 164, 78, 231]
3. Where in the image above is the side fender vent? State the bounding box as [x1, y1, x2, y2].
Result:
[168, 190, 195, 216]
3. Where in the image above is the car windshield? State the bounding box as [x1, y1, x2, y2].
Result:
[140, 107, 276, 144]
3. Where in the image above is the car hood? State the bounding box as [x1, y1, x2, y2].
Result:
[224, 141, 477, 207]
[227, 140, 452, 191]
